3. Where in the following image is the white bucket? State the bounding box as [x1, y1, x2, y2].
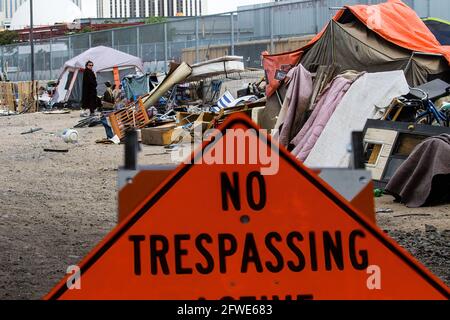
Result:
[62, 129, 79, 144]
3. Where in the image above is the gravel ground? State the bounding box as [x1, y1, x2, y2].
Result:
[386, 227, 450, 286]
[0, 112, 448, 300]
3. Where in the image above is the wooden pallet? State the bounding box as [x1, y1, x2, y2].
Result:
[0, 81, 38, 113]
[16, 81, 38, 113]
[109, 98, 152, 140]
[0, 82, 15, 111]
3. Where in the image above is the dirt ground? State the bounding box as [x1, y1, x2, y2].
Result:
[0, 112, 448, 300]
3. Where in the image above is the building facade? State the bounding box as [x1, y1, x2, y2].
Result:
[0, 0, 82, 28]
[97, 0, 206, 18]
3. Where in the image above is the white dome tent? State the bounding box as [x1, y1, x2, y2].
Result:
[54, 46, 144, 107]
[10, 0, 82, 30]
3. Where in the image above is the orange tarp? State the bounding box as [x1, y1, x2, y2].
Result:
[309, 0, 450, 63]
[262, 49, 303, 98]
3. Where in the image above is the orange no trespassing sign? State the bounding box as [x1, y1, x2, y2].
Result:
[46, 115, 450, 300]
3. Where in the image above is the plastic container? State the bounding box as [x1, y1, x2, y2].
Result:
[62, 129, 79, 144]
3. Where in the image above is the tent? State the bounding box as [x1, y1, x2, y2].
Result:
[300, 0, 450, 86]
[263, 0, 450, 96]
[53, 46, 144, 107]
[423, 18, 450, 46]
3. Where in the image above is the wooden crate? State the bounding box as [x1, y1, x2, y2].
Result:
[109, 98, 152, 140]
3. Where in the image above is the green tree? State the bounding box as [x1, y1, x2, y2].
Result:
[145, 16, 167, 25]
[80, 26, 93, 33]
[0, 30, 19, 45]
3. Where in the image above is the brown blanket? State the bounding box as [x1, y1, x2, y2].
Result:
[386, 134, 450, 208]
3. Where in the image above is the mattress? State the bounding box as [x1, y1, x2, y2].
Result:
[188, 56, 245, 81]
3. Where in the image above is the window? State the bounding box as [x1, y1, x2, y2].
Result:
[150, 0, 155, 17]
[139, 0, 145, 17]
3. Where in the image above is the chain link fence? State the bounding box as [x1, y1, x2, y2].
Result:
[1, 0, 448, 81]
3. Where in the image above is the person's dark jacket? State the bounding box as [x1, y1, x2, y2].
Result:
[82, 68, 98, 112]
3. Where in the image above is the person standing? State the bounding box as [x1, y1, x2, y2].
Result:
[82, 61, 98, 115]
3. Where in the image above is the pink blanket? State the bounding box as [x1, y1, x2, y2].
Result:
[290, 75, 355, 161]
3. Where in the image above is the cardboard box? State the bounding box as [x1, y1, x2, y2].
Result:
[142, 124, 192, 146]
[141, 124, 178, 146]
[176, 112, 216, 127]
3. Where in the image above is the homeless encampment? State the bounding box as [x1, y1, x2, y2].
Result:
[263, 0, 450, 98]
[53, 46, 144, 107]
[300, 0, 450, 86]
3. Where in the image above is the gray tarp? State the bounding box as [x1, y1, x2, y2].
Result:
[386, 134, 450, 208]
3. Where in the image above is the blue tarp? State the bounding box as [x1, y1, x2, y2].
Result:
[122, 74, 150, 100]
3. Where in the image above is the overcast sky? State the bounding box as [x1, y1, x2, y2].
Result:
[81, 0, 272, 17]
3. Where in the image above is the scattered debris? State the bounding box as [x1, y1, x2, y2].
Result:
[61, 129, 79, 144]
[374, 189, 384, 198]
[42, 109, 71, 115]
[43, 148, 69, 153]
[376, 208, 394, 214]
[21, 128, 43, 135]
[74, 116, 102, 128]
[394, 214, 431, 218]
[95, 138, 114, 145]
[144, 153, 169, 156]
[0, 109, 18, 116]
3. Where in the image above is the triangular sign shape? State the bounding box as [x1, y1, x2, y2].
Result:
[46, 114, 449, 300]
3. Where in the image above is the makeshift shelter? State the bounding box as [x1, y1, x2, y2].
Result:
[423, 18, 450, 46]
[53, 46, 144, 106]
[263, 0, 450, 96]
[187, 56, 245, 81]
[300, 1, 450, 86]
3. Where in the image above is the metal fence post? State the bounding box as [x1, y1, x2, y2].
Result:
[236, 11, 240, 43]
[1, 47, 4, 75]
[68, 36, 72, 59]
[270, 6, 274, 53]
[111, 29, 115, 49]
[49, 39, 53, 80]
[89, 34, 92, 48]
[230, 13, 235, 56]
[136, 27, 140, 57]
[164, 23, 168, 73]
[195, 17, 199, 63]
[314, 0, 319, 34]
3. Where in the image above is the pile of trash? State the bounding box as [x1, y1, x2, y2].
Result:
[93, 56, 267, 144]
[28, 1, 449, 209]
[93, 0, 447, 209]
